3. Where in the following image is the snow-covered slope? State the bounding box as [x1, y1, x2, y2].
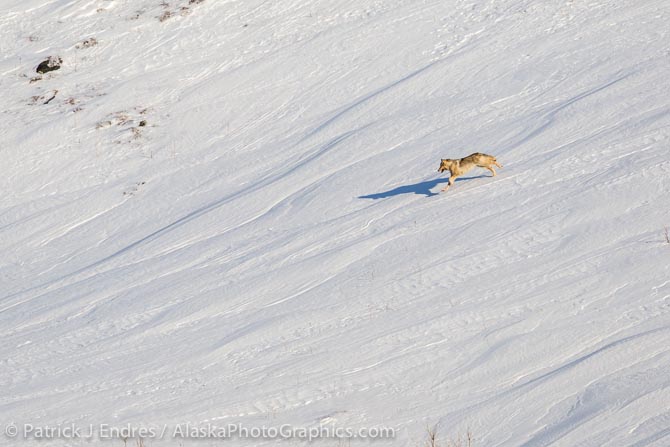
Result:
[2, 0, 670, 445]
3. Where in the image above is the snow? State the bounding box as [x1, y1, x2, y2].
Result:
[1, 0, 670, 445]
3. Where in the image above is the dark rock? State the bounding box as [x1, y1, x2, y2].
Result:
[36, 56, 62, 74]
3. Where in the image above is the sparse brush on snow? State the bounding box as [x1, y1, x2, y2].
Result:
[158, 0, 204, 21]
[425, 425, 474, 447]
[28, 90, 59, 105]
[96, 107, 150, 129]
[664, 227, 669, 244]
[76, 37, 98, 49]
[121, 438, 146, 447]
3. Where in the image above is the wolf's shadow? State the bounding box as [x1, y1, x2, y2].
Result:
[359, 175, 489, 199]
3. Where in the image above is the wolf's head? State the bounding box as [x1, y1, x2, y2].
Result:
[438, 159, 455, 173]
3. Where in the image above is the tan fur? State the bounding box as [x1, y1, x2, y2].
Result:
[437, 152, 502, 192]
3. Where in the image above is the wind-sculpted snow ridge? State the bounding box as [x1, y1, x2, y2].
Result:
[1, 0, 669, 446]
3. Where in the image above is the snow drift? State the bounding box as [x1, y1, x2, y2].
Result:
[1, 0, 670, 445]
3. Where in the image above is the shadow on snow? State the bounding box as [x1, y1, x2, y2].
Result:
[359, 175, 489, 199]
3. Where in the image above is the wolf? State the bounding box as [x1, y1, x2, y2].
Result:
[437, 153, 502, 192]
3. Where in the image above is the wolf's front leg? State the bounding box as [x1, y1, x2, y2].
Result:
[441, 176, 457, 192]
